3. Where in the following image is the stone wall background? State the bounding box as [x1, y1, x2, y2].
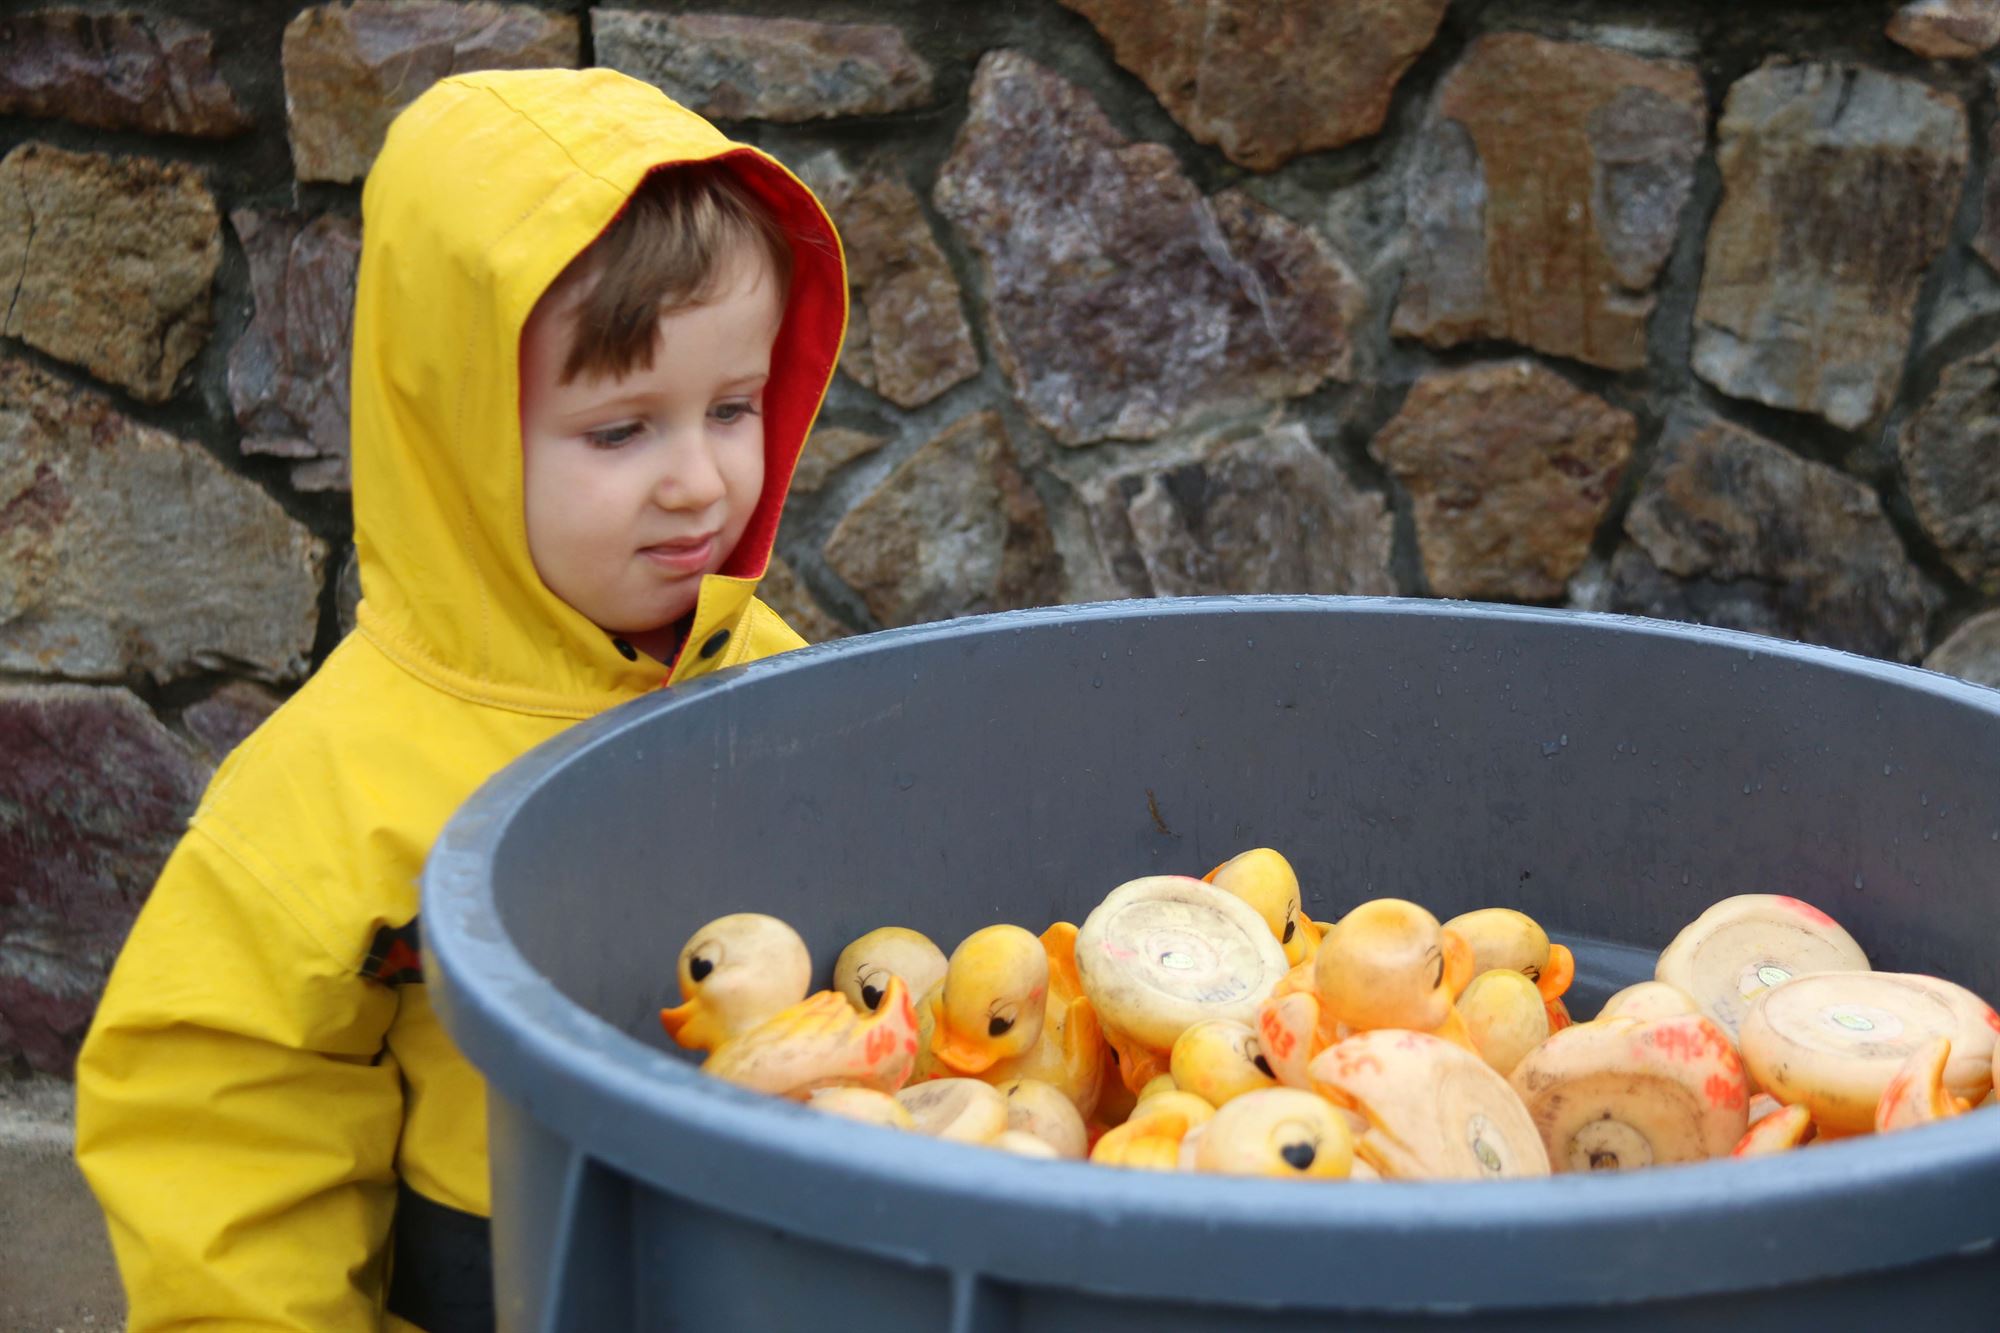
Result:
[6, 0, 2000, 1077]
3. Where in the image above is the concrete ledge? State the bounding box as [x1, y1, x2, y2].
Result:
[0, 1075, 125, 1332]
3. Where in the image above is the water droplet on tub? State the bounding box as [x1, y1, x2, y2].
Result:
[1742, 782, 1752, 795]
[893, 772, 917, 791]
[1920, 792, 1929, 807]
[1854, 873, 1864, 889]
[1883, 764, 1893, 776]
[1091, 675, 1103, 689]
[1540, 741, 1560, 758]
[1559, 734, 1568, 747]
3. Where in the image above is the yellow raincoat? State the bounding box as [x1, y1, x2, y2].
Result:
[74, 69, 847, 1332]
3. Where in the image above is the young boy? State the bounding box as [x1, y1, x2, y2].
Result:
[73, 68, 847, 1332]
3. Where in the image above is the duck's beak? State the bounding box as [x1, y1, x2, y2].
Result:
[930, 1018, 1000, 1074]
[1538, 943, 1576, 1002]
[660, 999, 718, 1051]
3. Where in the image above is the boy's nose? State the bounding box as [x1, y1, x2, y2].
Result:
[658, 439, 728, 511]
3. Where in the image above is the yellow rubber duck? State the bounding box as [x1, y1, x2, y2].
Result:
[659, 913, 811, 1053]
[1203, 848, 1321, 967]
[1170, 1019, 1278, 1107]
[977, 923, 1108, 1119]
[1444, 907, 1576, 1035]
[1089, 1089, 1216, 1170]
[833, 926, 948, 1015]
[926, 924, 1050, 1076]
[1257, 899, 1476, 1086]
[701, 974, 920, 1099]
[1184, 1087, 1354, 1178]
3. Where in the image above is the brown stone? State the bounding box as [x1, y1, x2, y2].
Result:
[0, 144, 219, 403]
[0, 359, 325, 685]
[791, 425, 890, 495]
[935, 51, 1362, 446]
[757, 555, 849, 644]
[180, 681, 283, 765]
[591, 11, 933, 123]
[0, 685, 207, 1075]
[1899, 344, 2000, 594]
[1089, 420, 1393, 597]
[1924, 609, 2000, 688]
[228, 211, 361, 493]
[1371, 361, 1635, 600]
[282, 1, 580, 184]
[1888, 1, 2000, 58]
[1693, 63, 1967, 430]
[824, 411, 1061, 627]
[805, 158, 980, 409]
[0, 9, 251, 137]
[1606, 411, 1935, 661]
[1971, 112, 2000, 281]
[1392, 33, 1705, 372]
[1057, 0, 1448, 170]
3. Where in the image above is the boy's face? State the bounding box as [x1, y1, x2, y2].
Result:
[520, 243, 782, 663]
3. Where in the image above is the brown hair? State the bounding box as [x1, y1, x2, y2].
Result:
[551, 162, 794, 385]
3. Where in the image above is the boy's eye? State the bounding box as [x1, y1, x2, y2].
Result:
[584, 421, 642, 448]
[710, 400, 758, 424]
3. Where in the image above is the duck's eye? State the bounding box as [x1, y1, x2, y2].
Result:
[1282, 918, 1297, 944]
[1107, 1045, 1121, 1066]
[1429, 949, 1444, 989]
[1280, 1140, 1317, 1171]
[689, 956, 715, 983]
[1522, 964, 1541, 982]
[988, 1014, 1015, 1038]
[857, 966, 888, 1011]
[1253, 1053, 1276, 1079]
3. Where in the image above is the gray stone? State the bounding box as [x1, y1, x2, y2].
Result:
[180, 680, 283, 765]
[1692, 63, 1968, 430]
[1887, 1, 2000, 58]
[1924, 609, 2000, 688]
[1057, 0, 1449, 170]
[1370, 360, 1635, 601]
[337, 544, 361, 637]
[0, 8, 251, 137]
[1392, 33, 1705, 372]
[591, 11, 933, 123]
[1, 359, 325, 685]
[1971, 111, 2000, 281]
[1608, 411, 1936, 661]
[1088, 420, 1393, 597]
[824, 411, 1062, 627]
[791, 425, 890, 495]
[0, 143, 219, 403]
[1899, 341, 2000, 594]
[0, 685, 206, 1075]
[935, 51, 1362, 446]
[758, 555, 849, 644]
[282, 1, 580, 184]
[228, 211, 361, 493]
[805, 158, 979, 409]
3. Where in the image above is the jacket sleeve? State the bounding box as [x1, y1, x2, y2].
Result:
[74, 824, 405, 1332]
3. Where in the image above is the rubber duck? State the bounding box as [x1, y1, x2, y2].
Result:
[1170, 1019, 1278, 1107]
[1655, 894, 1868, 1042]
[702, 974, 920, 1099]
[1456, 969, 1550, 1077]
[1183, 1087, 1354, 1179]
[927, 924, 1049, 1076]
[1740, 971, 1998, 1135]
[1444, 907, 1575, 1036]
[1732, 1102, 1814, 1157]
[1076, 876, 1289, 1096]
[1878, 1036, 1972, 1133]
[1089, 1089, 1216, 1170]
[1597, 980, 1700, 1023]
[1204, 848, 1320, 967]
[1308, 1029, 1549, 1180]
[978, 923, 1108, 1119]
[808, 1086, 914, 1130]
[896, 1077, 1009, 1143]
[660, 913, 811, 1053]
[1259, 899, 1478, 1089]
[1508, 1013, 1747, 1171]
[834, 926, 948, 1015]
[996, 1077, 1089, 1159]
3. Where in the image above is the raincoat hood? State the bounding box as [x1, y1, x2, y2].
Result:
[351, 68, 847, 717]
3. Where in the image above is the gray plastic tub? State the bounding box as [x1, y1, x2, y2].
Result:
[424, 598, 2000, 1331]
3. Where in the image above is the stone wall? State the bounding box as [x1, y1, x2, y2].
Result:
[5, 0, 2000, 1076]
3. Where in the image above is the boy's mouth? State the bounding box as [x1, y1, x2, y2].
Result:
[639, 534, 717, 575]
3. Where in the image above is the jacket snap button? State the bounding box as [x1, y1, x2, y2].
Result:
[699, 629, 730, 659]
